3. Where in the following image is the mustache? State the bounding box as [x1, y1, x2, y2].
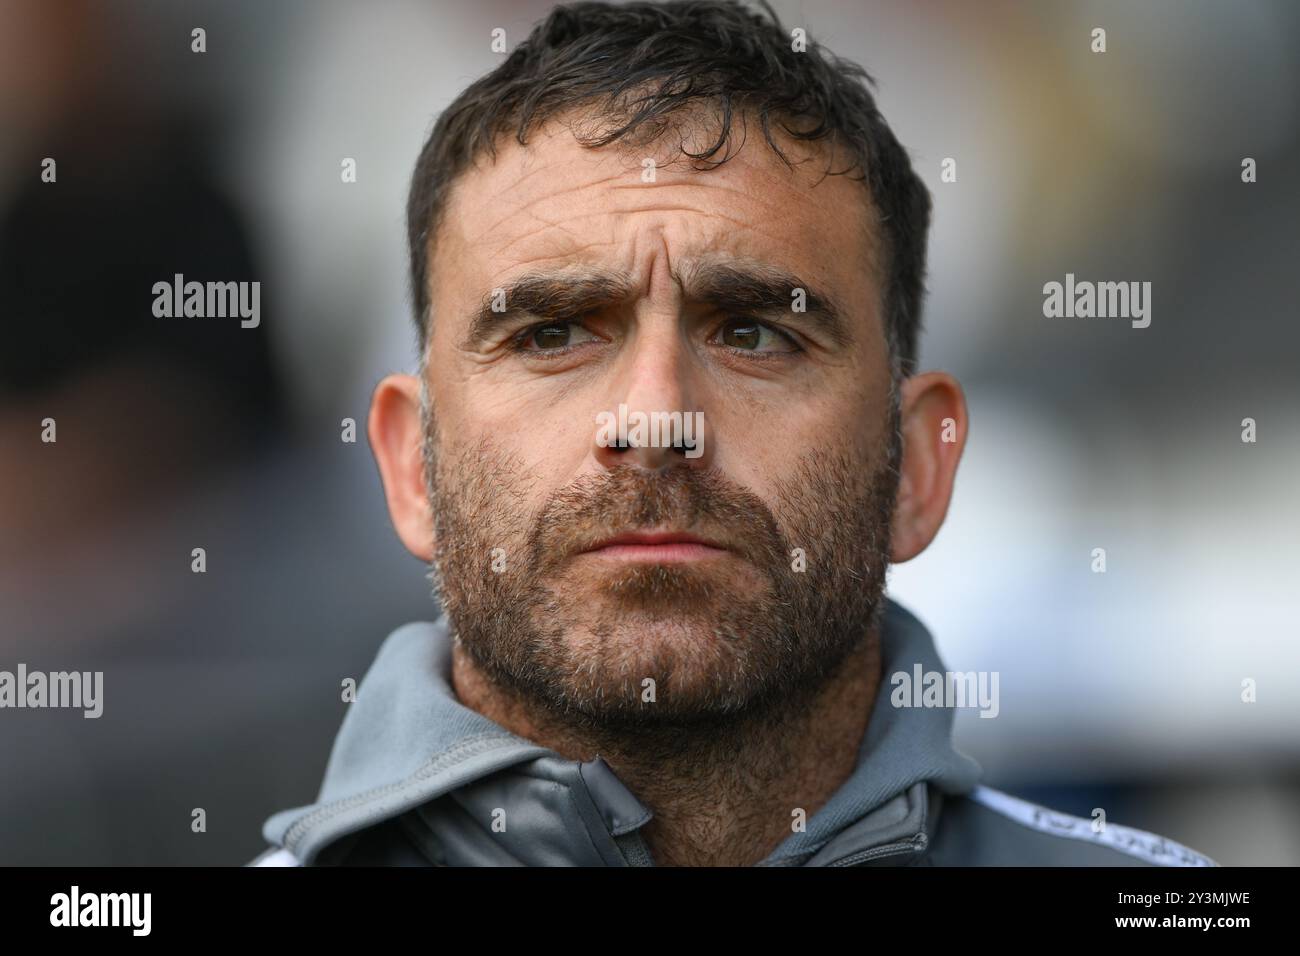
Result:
[527, 466, 788, 571]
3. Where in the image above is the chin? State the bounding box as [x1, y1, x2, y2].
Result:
[559, 614, 749, 690]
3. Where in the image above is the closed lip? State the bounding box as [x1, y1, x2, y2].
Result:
[580, 530, 730, 553]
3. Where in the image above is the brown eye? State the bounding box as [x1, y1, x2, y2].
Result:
[530, 324, 572, 349]
[718, 318, 798, 353]
[722, 321, 761, 350]
[516, 320, 598, 353]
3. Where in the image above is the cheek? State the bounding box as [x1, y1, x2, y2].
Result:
[437, 385, 597, 505]
[710, 380, 884, 501]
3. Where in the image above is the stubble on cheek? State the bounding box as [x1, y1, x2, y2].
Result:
[425, 426, 781, 692]
[421, 394, 901, 725]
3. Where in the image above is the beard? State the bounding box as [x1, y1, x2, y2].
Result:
[422, 394, 902, 738]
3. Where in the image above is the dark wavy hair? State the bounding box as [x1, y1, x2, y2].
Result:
[406, 0, 931, 377]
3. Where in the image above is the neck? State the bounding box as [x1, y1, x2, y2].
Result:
[450, 631, 881, 867]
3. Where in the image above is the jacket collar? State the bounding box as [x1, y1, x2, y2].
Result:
[263, 598, 982, 865]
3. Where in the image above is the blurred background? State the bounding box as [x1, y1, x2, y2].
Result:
[0, 0, 1296, 865]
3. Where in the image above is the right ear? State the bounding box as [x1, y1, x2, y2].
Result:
[367, 373, 434, 561]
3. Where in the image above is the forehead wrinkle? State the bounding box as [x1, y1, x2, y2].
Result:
[604, 181, 797, 230]
[486, 212, 618, 263]
[469, 164, 636, 243]
[604, 170, 824, 216]
[490, 202, 813, 268]
[485, 199, 785, 265]
[469, 138, 846, 248]
[485, 238, 621, 276]
[456, 137, 878, 273]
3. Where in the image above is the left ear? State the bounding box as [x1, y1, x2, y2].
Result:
[889, 371, 967, 563]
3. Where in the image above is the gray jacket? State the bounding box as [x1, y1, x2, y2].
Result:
[251, 599, 1216, 867]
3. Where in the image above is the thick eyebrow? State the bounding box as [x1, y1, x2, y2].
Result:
[461, 270, 636, 350]
[675, 259, 853, 348]
[459, 259, 852, 349]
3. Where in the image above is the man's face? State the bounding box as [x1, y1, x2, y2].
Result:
[420, 114, 901, 728]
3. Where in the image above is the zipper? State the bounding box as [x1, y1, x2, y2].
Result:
[826, 832, 928, 867]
